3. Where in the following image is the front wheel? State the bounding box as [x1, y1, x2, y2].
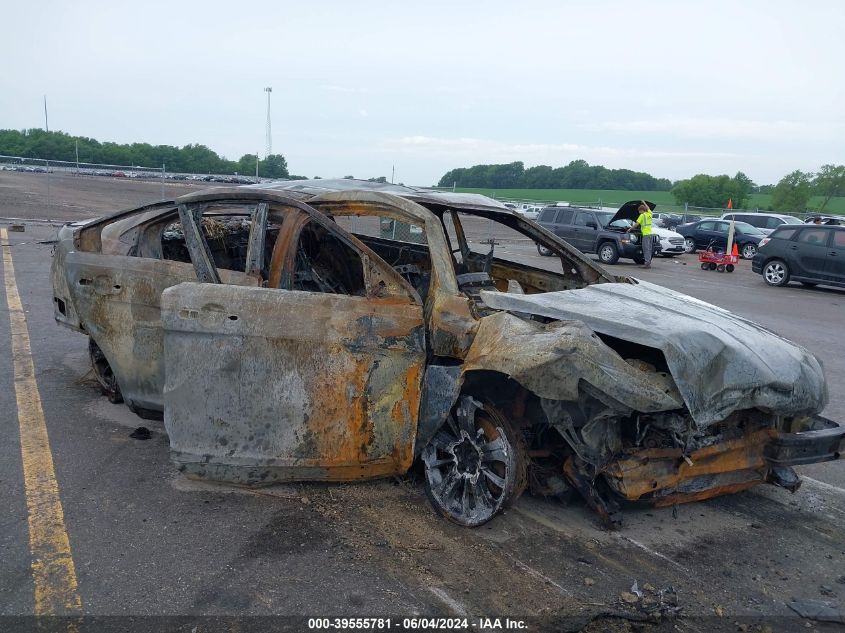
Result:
[683, 237, 696, 254]
[422, 396, 527, 527]
[741, 243, 757, 259]
[763, 259, 790, 287]
[598, 242, 620, 265]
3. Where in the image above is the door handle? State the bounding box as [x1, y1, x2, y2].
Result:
[790, 245, 798, 250]
[831, 251, 838, 256]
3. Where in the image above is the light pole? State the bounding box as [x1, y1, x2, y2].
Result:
[264, 87, 272, 158]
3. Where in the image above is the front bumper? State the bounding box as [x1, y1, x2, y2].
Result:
[604, 416, 844, 506]
[766, 416, 844, 466]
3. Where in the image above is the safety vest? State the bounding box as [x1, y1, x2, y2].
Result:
[636, 211, 653, 235]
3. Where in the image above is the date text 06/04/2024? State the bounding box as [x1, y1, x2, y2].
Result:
[307, 617, 528, 630]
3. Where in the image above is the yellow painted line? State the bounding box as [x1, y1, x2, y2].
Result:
[1, 228, 82, 614]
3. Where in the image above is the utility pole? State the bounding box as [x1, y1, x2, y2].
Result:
[75, 139, 80, 174]
[391, 165, 395, 184]
[256, 152, 259, 179]
[264, 87, 273, 158]
[43, 95, 49, 132]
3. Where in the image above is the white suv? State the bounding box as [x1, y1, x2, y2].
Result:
[720, 212, 802, 234]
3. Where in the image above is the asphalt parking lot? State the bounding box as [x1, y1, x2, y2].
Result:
[1, 172, 844, 632]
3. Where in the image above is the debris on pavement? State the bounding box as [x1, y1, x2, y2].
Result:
[129, 426, 151, 440]
[787, 598, 845, 624]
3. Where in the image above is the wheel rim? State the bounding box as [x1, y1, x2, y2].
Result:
[684, 238, 695, 253]
[599, 245, 614, 262]
[422, 396, 515, 526]
[764, 262, 785, 284]
[88, 338, 121, 402]
[742, 244, 756, 258]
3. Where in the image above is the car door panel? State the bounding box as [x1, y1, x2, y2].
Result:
[64, 253, 257, 411]
[791, 229, 831, 278]
[161, 283, 425, 483]
[824, 230, 845, 281]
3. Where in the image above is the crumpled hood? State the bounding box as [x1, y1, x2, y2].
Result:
[479, 280, 828, 427]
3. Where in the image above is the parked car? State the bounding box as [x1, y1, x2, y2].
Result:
[663, 213, 702, 230]
[752, 224, 845, 288]
[676, 219, 765, 259]
[652, 212, 681, 228]
[721, 212, 802, 234]
[652, 225, 686, 257]
[803, 214, 845, 226]
[515, 205, 540, 220]
[536, 200, 658, 264]
[50, 180, 844, 527]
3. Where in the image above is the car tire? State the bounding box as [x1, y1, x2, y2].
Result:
[537, 244, 553, 257]
[89, 337, 122, 403]
[763, 259, 790, 287]
[422, 396, 527, 527]
[741, 243, 757, 259]
[598, 242, 620, 265]
[684, 237, 696, 254]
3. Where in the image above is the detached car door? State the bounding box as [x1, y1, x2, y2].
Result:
[161, 207, 426, 484]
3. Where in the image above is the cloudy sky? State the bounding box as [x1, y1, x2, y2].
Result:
[2, 0, 842, 185]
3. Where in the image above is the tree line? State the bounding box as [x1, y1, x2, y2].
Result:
[670, 167, 845, 212]
[438, 158, 844, 213]
[0, 128, 291, 178]
[438, 160, 673, 191]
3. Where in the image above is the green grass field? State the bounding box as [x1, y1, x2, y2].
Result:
[439, 188, 845, 215]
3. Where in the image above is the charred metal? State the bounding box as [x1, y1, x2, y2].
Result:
[51, 179, 845, 527]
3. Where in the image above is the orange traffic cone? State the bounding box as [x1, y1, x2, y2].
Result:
[731, 243, 739, 257]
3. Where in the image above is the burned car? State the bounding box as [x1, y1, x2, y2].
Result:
[51, 179, 844, 527]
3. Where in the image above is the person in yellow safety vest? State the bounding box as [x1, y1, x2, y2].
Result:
[627, 201, 654, 269]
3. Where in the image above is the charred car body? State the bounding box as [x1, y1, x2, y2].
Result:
[51, 179, 844, 527]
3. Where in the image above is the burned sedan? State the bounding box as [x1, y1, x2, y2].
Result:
[51, 180, 845, 527]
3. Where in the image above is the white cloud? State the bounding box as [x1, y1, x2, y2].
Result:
[587, 118, 844, 142]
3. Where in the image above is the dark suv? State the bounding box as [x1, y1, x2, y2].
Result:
[536, 201, 658, 264]
[752, 224, 845, 288]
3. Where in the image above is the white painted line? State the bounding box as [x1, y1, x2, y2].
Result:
[427, 587, 469, 617]
[802, 476, 845, 499]
[616, 535, 689, 573]
[500, 551, 571, 596]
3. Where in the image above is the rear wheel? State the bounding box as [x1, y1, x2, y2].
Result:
[89, 338, 122, 403]
[726, 264, 735, 272]
[598, 242, 620, 265]
[741, 243, 758, 259]
[763, 259, 790, 287]
[422, 396, 527, 527]
[684, 237, 696, 254]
